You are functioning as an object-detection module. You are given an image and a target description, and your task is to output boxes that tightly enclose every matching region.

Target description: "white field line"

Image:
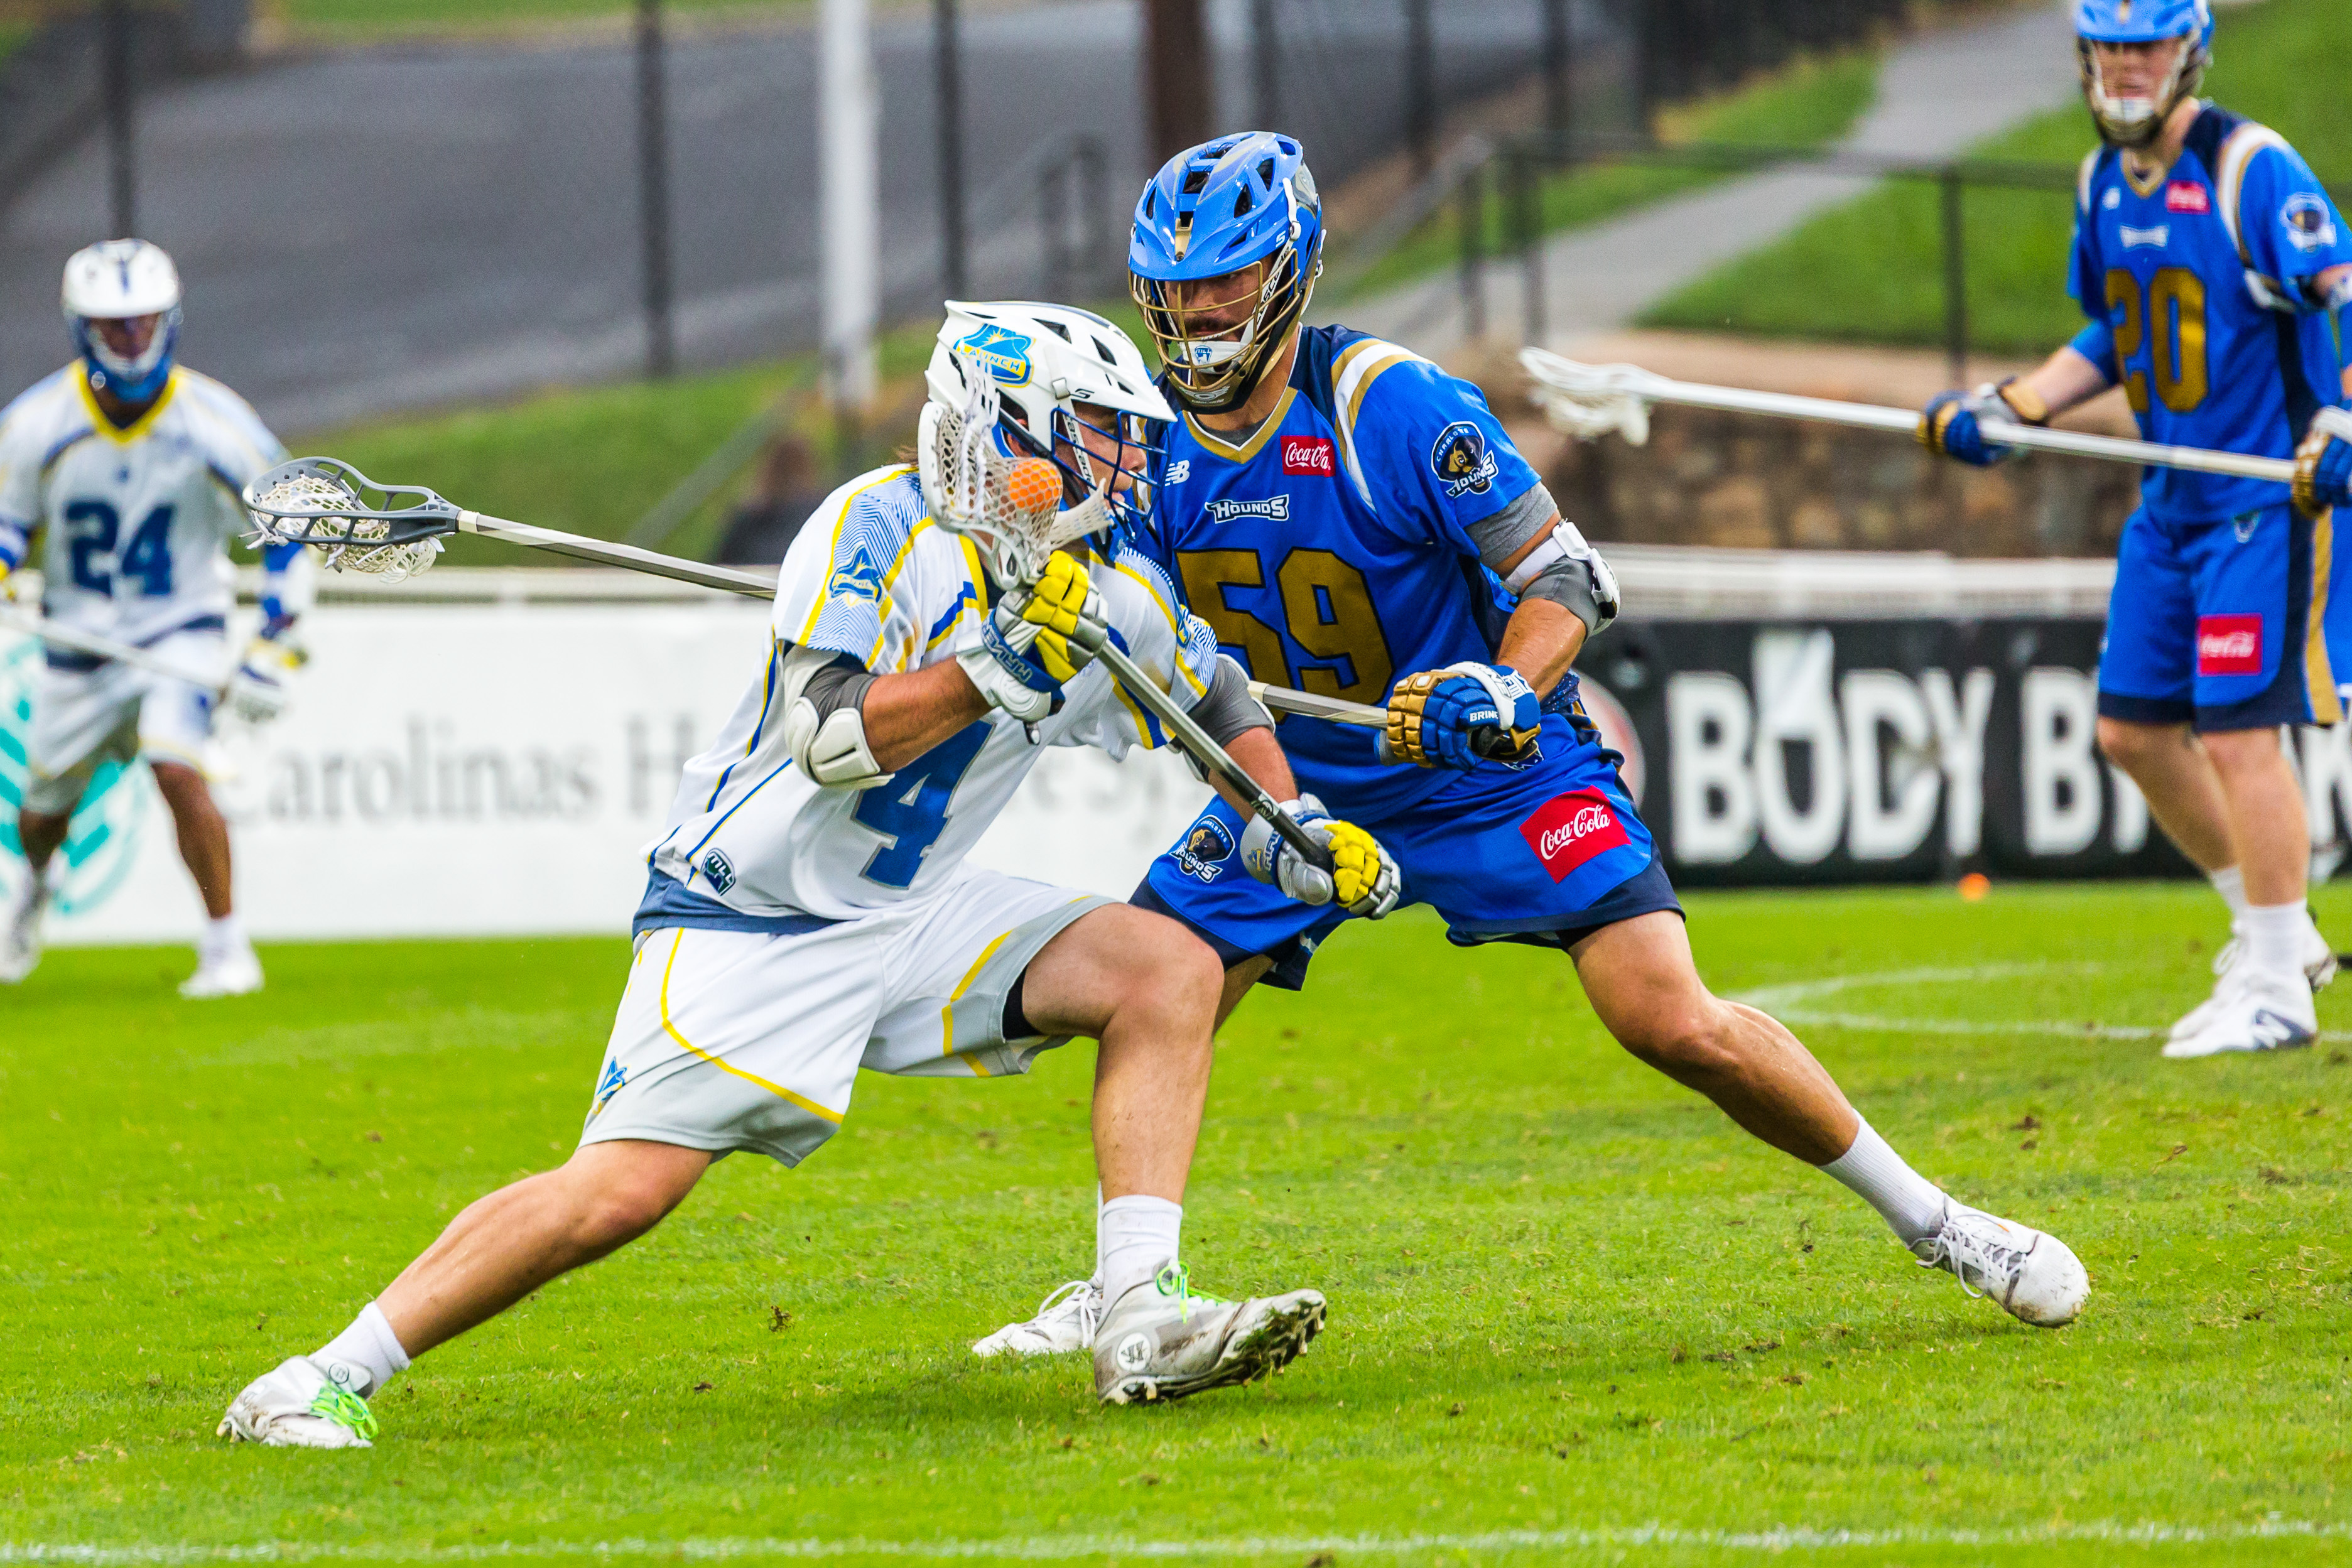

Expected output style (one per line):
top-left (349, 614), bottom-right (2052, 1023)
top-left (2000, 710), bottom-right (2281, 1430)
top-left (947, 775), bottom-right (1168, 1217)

top-left (6, 1522), bottom-right (2350, 1563)
top-left (1731, 963), bottom-right (2352, 1044)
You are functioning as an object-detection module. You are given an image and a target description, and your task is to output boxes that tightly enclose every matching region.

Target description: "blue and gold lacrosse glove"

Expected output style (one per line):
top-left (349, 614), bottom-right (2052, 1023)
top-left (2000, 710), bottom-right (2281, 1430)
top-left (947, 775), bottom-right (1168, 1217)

top-left (1384, 661), bottom-right (1541, 769)
top-left (1918, 379), bottom-right (2047, 467)
top-left (230, 614), bottom-right (306, 723)
top-left (957, 549), bottom-right (1105, 723)
top-left (1239, 794), bottom-right (1402, 919)
top-left (2295, 407), bottom-right (2352, 518)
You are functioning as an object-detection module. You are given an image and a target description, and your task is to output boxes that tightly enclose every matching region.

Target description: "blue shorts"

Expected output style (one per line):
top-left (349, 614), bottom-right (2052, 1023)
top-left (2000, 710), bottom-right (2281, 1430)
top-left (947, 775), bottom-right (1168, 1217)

top-left (1133, 716), bottom-right (1683, 991)
top-left (2097, 502), bottom-right (2343, 732)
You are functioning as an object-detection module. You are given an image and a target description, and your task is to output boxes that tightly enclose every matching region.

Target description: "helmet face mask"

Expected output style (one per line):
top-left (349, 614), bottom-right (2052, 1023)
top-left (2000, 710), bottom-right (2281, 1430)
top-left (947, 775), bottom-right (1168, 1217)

top-left (1130, 132), bottom-right (1323, 416)
top-left (2072, 0), bottom-right (2212, 149)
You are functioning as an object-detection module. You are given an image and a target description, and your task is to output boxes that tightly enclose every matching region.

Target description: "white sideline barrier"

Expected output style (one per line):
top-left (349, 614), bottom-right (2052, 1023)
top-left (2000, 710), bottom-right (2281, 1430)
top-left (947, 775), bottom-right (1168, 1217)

top-left (1, 576), bottom-right (1212, 946)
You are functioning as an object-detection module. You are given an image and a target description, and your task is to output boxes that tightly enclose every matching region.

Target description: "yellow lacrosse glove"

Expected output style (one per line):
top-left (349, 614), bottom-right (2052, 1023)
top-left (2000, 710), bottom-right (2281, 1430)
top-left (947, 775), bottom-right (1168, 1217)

top-left (1322, 818), bottom-right (1401, 918)
top-left (1015, 549), bottom-right (1105, 685)
top-left (0, 559), bottom-right (14, 603)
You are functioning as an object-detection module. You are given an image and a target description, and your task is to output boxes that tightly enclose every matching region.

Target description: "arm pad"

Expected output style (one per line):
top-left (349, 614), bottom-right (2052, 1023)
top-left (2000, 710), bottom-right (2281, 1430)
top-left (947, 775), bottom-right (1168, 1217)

top-left (1175, 655), bottom-right (1276, 784)
top-left (780, 642), bottom-right (887, 788)
top-left (1468, 484), bottom-right (1618, 635)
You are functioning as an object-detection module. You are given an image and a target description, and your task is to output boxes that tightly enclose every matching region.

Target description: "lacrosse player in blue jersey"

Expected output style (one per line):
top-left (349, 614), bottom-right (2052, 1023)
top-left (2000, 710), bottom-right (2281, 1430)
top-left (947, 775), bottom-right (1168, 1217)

top-left (1922, 0), bottom-right (2352, 1057)
top-left (972, 133), bottom-right (2089, 1359)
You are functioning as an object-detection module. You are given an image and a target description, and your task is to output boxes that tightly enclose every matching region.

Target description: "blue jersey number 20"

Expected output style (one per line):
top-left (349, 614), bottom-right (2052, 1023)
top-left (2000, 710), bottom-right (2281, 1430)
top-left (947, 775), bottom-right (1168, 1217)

top-left (63, 500), bottom-right (175, 597)
top-left (854, 720), bottom-right (990, 889)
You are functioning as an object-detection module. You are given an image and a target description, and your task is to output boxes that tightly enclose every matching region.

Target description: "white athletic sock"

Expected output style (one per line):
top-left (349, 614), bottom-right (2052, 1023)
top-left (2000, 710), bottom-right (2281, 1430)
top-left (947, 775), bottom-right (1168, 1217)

top-left (2241, 901), bottom-right (2309, 979)
top-left (202, 912), bottom-right (247, 959)
top-left (315, 1302), bottom-right (410, 1398)
top-left (2208, 865), bottom-right (2250, 922)
top-left (1818, 1118), bottom-right (1948, 1246)
top-left (1097, 1194), bottom-right (1182, 1304)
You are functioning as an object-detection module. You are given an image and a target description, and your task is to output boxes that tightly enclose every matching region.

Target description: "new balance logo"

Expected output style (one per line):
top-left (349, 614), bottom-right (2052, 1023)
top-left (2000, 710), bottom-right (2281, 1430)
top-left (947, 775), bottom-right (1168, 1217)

top-left (1203, 495), bottom-right (1290, 524)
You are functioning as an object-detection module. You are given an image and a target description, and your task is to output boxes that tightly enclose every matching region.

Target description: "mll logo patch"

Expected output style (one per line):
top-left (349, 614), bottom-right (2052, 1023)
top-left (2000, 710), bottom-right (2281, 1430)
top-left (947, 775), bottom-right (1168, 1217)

top-left (1174, 816), bottom-right (1235, 882)
top-left (827, 545), bottom-right (886, 602)
top-left (698, 848), bottom-right (738, 894)
top-left (1430, 421), bottom-right (1498, 499)
top-left (955, 323), bottom-right (1035, 386)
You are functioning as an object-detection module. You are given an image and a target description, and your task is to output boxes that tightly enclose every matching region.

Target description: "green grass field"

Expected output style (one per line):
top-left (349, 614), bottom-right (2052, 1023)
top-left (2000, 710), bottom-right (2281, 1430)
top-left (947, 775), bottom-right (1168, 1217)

top-left (4, 880), bottom-right (2348, 1564)
top-left (1645, 0), bottom-right (2352, 352)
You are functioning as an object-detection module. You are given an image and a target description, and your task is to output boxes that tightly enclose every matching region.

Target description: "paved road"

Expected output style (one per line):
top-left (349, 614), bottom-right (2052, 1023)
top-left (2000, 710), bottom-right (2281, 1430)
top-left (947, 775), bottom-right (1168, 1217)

top-left (1336, 1), bottom-right (2085, 357)
top-left (0, 0), bottom-right (1563, 431)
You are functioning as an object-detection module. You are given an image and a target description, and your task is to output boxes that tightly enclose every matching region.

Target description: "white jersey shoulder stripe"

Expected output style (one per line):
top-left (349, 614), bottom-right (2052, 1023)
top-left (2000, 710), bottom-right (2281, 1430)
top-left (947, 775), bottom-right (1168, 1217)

top-left (2076, 146), bottom-right (2103, 214)
top-left (794, 467), bottom-right (924, 659)
top-left (1330, 336), bottom-right (1424, 512)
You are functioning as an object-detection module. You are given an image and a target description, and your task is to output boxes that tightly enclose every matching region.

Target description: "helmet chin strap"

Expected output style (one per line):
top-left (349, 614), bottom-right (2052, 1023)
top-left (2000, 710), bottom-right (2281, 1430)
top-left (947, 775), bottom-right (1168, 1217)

top-left (2079, 38), bottom-right (2205, 150)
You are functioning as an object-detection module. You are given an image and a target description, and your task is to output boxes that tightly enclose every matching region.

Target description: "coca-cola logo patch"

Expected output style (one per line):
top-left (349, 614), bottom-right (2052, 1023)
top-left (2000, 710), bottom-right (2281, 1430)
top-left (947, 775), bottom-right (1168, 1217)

top-left (2165, 181), bottom-right (2210, 214)
top-left (1518, 787), bottom-right (1629, 882)
top-left (2197, 614), bottom-right (2263, 676)
top-left (1282, 436), bottom-right (1336, 477)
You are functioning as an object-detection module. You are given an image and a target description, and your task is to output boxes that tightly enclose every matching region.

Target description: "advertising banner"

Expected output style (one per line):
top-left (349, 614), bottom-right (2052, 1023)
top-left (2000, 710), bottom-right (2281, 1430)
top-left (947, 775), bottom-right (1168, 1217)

top-left (3, 602), bottom-right (1210, 946)
top-left (1579, 617), bottom-right (2352, 886)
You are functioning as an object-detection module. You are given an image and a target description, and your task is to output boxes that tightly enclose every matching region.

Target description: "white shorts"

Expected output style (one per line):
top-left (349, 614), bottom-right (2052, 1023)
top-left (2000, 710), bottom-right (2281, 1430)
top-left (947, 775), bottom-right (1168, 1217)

top-left (23, 629), bottom-right (224, 814)
top-left (580, 868), bottom-right (1116, 1165)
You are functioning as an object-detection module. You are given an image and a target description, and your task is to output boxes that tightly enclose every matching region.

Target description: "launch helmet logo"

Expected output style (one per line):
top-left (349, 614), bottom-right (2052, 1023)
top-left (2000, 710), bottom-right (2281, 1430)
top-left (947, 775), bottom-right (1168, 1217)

top-left (954, 323), bottom-right (1035, 386)
top-left (2197, 615), bottom-right (2263, 676)
top-left (1517, 787), bottom-right (1629, 882)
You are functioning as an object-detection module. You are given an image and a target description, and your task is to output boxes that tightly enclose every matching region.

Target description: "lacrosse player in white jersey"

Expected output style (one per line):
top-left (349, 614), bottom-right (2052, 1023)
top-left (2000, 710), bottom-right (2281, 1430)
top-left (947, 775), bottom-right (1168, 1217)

top-left (219, 302), bottom-right (1402, 1446)
top-left (0, 241), bottom-right (308, 995)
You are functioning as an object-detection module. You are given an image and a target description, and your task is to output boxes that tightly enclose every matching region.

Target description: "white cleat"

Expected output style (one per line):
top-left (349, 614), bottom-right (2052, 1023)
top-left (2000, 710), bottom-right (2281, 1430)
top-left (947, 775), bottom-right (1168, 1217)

top-left (1911, 1204), bottom-right (2088, 1327)
top-left (180, 946), bottom-right (264, 999)
top-left (218, 1356), bottom-right (379, 1449)
top-left (973, 1278), bottom-right (1102, 1358)
top-left (2168, 921), bottom-right (2335, 1042)
top-left (0, 876), bottom-right (46, 983)
top-left (1094, 1260), bottom-right (1325, 1405)
top-left (2162, 965), bottom-right (2319, 1059)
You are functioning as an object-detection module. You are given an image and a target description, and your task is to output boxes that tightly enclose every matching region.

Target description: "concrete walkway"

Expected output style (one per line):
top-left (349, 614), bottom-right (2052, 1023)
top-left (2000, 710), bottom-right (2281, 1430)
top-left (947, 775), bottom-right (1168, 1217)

top-left (1329, 1), bottom-right (2084, 357)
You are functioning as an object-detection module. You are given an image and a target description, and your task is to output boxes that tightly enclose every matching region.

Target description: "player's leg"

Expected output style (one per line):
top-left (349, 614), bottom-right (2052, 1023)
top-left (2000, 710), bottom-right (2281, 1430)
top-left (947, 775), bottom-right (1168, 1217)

top-left (224, 921), bottom-right (886, 1447)
top-left (1571, 911), bottom-right (2088, 1327)
top-left (138, 640), bottom-right (263, 997)
top-left (3, 665), bottom-right (134, 982)
top-left (2165, 504), bottom-right (2336, 1055)
top-left (972, 799), bottom-right (1336, 1358)
top-left (880, 874), bottom-right (1324, 1401)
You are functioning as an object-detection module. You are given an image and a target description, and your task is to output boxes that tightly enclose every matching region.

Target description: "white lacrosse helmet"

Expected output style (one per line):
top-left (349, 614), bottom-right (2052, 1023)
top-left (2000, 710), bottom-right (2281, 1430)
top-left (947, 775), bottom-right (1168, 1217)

top-left (63, 239), bottom-right (183, 403)
top-left (923, 301), bottom-right (1175, 534)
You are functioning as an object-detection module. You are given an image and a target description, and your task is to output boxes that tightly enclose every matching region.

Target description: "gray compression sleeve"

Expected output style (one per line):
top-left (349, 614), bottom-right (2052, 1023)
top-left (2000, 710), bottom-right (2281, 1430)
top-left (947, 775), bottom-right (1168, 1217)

top-left (1466, 482), bottom-right (1613, 634)
top-left (794, 646), bottom-right (877, 722)
top-left (1190, 654), bottom-right (1276, 749)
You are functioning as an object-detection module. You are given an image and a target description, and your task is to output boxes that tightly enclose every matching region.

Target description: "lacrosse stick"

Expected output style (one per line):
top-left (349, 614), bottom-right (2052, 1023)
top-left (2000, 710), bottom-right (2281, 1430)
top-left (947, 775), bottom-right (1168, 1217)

top-left (244, 446), bottom-right (1339, 870)
top-left (0, 603), bottom-right (285, 721)
top-left (914, 354), bottom-right (1335, 870)
top-left (1521, 347), bottom-right (2298, 486)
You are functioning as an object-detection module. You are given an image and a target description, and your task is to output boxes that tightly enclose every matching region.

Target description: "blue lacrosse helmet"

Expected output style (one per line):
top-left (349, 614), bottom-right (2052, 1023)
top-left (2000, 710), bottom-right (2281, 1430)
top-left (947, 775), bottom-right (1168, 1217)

top-left (2074, 0), bottom-right (2213, 148)
top-left (1129, 131), bottom-right (1323, 414)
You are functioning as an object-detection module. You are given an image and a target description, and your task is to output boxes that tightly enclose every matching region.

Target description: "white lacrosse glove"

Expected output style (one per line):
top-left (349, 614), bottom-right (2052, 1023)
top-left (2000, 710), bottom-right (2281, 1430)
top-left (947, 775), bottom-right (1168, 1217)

top-left (1240, 794), bottom-right (1401, 919)
top-left (955, 551), bottom-right (1106, 723)
top-left (230, 627), bottom-right (305, 724)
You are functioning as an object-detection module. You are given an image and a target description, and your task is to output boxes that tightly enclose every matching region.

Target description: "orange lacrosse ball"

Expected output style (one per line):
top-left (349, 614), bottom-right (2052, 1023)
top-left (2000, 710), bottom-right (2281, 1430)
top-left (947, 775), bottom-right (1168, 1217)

top-left (1956, 872), bottom-right (1992, 902)
top-left (1005, 457), bottom-right (1063, 516)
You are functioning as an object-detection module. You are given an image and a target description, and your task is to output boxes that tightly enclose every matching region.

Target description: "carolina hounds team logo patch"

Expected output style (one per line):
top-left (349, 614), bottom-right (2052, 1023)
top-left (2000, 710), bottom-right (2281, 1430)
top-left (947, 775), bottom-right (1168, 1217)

top-left (1175, 816), bottom-right (1235, 882)
top-left (1203, 496), bottom-right (1290, 524)
top-left (1430, 421), bottom-right (1498, 499)
top-left (955, 323), bottom-right (1035, 386)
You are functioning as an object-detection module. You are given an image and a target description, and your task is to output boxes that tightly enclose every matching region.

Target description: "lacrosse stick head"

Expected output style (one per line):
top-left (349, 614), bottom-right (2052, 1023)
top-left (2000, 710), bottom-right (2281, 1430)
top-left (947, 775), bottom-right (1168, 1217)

top-left (1519, 348), bottom-right (1659, 448)
top-left (917, 352), bottom-right (1113, 588)
top-left (243, 457), bottom-right (454, 583)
